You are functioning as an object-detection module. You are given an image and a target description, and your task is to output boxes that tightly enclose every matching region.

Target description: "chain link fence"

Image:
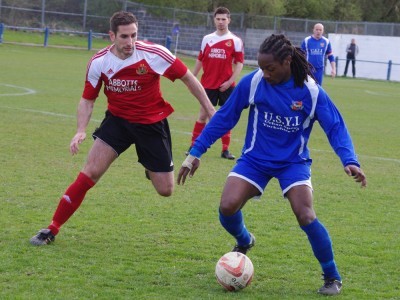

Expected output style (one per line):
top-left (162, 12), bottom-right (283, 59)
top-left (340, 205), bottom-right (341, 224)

top-left (2, 1), bottom-right (400, 36)
top-left (1, 0), bottom-right (400, 81)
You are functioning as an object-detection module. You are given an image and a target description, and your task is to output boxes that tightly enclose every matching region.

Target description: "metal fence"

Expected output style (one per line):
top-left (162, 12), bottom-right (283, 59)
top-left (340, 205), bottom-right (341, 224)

top-left (1, 1), bottom-right (400, 37)
top-left (1, 1), bottom-right (400, 81)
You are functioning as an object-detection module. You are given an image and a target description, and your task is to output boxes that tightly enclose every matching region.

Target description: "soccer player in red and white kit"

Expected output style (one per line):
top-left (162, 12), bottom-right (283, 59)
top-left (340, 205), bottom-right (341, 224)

top-left (186, 7), bottom-right (244, 160)
top-left (30, 11), bottom-right (215, 245)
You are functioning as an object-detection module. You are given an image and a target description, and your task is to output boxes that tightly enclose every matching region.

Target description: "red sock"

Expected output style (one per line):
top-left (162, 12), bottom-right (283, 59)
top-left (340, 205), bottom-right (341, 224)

top-left (221, 130), bottom-right (232, 151)
top-left (48, 172), bottom-right (95, 235)
top-left (191, 121), bottom-right (206, 146)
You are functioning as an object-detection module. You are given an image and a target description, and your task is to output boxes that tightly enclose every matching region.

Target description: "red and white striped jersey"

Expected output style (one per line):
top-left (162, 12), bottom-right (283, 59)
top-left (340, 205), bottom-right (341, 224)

top-left (82, 40), bottom-right (187, 124)
top-left (197, 31), bottom-right (244, 89)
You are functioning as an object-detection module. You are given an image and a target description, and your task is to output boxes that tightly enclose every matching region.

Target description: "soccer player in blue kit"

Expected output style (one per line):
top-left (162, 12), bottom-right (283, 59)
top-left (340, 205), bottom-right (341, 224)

top-left (301, 23), bottom-right (336, 85)
top-left (178, 34), bottom-right (367, 295)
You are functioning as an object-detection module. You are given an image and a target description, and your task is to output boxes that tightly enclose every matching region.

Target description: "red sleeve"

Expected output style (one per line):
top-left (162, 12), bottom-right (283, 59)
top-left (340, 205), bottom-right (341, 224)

top-left (81, 54), bottom-right (103, 101)
top-left (234, 51), bottom-right (244, 64)
top-left (82, 80), bottom-right (102, 101)
top-left (197, 50), bottom-right (204, 62)
top-left (163, 58), bottom-right (188, 81)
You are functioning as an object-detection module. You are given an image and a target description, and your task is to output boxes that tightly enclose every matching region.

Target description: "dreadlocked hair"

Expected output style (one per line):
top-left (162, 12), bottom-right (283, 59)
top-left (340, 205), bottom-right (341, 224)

top-left (259, 34), bottom-right (316, 87)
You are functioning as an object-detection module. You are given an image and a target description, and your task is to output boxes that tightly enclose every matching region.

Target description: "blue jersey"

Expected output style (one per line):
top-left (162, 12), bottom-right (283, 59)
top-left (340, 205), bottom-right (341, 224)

top-left (190, 69), bottom-right (360, 168)
top-left (301, 36), bottom-right (334, 70)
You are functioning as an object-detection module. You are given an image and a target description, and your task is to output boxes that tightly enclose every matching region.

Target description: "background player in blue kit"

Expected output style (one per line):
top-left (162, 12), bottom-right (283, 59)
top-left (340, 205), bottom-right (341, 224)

top-left (178, 34), bottom-right (367, 295)
top-left (301, 23), bottom-right (336, 85)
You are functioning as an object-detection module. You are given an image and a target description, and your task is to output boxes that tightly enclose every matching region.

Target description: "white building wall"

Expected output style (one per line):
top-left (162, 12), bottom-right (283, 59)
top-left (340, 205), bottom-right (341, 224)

top-left (328, 34), bottom-right (400, 81)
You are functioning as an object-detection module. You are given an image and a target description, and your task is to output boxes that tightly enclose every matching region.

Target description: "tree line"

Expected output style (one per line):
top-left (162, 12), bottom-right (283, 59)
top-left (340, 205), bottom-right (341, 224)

top-left (138, 0), bottom-right (400, 23)
top-left (3, 0), bottom-right (400, 23)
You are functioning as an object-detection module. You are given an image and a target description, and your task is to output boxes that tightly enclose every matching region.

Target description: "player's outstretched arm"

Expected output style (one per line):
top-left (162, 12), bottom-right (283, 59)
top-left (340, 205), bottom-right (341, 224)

top-left (180, 70), bottom-right (215, 119)
top-left (70, 97), bottom-right (94, 155)
top-left (177, 155), bottom-right (200, 185)
top-left (344, 164), bottom-right (367, 187)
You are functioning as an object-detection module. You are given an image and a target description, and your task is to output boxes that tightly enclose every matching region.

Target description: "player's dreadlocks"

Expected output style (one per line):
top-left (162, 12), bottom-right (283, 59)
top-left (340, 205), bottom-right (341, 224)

top-left (259, 34), bottom-right (316, 87)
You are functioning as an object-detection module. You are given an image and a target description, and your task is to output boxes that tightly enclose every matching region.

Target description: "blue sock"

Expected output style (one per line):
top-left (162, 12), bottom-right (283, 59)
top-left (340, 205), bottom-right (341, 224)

top-left (219, 209), bottom-right (251, 246)
top-left (301, 218), bottom-right (341, 281)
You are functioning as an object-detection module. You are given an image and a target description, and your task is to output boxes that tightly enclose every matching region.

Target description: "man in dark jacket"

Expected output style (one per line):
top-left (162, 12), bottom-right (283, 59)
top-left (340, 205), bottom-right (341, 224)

top-left (343, 38), bottom-right (359, 78)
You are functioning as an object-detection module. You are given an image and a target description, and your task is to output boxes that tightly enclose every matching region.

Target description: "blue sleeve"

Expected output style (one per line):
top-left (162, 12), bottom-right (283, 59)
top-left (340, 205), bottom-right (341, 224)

top-left (301, 39), bottom-right (306, 52)
top-left (315, 90), bottom-right (360, 167)
top-left (189, 74), bottom-right (253, 158)
top-left (327, 42), bottom-right (335, 62)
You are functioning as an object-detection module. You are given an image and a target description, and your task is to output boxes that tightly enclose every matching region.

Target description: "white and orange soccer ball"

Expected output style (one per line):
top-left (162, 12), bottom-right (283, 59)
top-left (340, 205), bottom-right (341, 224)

top-left (215, 251), bottom-right (254, 291)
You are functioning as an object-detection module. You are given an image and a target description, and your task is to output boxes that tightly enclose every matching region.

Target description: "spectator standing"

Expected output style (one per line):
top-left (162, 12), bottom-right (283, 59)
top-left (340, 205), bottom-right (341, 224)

top-left (186, 6), bottom-right (244, 160)
top-left (301, 23), bottom-right (336, 85)
top-left (343, 38), bottom-right (359, 78)
top-left (30, 11), bottom-right (215, 246)
top-left (178, 34), bottom-right (367, 295)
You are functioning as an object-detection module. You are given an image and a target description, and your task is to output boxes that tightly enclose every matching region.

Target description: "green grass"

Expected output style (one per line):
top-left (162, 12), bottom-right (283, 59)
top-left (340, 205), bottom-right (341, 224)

top-left (2, 28), bottom-right (110, 49)
top-left (0, 42), bottom-right (399, 299)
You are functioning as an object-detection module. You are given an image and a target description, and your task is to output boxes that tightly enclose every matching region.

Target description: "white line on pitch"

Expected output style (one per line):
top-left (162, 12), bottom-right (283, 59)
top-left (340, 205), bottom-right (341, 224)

top-left (364, 90), bottom-right (400, 98)
top-left (0, 83), bottom-right (37, 96)
top-left (310, 148), bottom-right (400, 164)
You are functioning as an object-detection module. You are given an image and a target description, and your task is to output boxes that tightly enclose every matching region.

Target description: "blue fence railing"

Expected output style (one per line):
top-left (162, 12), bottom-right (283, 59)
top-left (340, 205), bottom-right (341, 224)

top-left (335, 57), bottom-right (400, 81)
top-left (1, 23), bottom-right (399, 81)
top-left (0, 23), bottom-right (4, 43)
top-left (0, 24), bottom-right (171, 51)
top-left (0, 24), bottom-right (108, 50)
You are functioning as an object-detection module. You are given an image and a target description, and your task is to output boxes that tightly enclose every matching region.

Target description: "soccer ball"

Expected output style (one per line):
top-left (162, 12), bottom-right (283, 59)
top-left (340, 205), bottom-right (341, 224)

top-left (215, 252), bottom-right (254, 291)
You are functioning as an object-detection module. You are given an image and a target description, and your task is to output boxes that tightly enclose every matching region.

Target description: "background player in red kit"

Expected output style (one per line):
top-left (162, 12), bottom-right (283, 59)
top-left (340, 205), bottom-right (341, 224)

top-left (186, 7), bottom-right (244, 159)
top-left (30, 11), bottom-right (215, 245)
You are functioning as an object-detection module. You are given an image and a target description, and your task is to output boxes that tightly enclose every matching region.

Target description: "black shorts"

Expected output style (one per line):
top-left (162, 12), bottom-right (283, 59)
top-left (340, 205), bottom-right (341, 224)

top-left (92, 111), bottom-right (173, 172)
top-left (205, 86), bottom-right (234, 106)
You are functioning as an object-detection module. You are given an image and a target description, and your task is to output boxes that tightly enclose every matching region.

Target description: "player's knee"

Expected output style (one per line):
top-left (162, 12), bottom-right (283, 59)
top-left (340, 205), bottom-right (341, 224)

top-left (197, 116), bottom-right (208, 123)
top-left (198, 111), bottom-right (210, 123)
top-left (155, 184), bottom-right (174, 197)
top-left (294, 210), bottom-right (316, 226)
top-left (219, 200), bottom-right (239, 216)
top-left (149, 172), bottom-right (174, 197)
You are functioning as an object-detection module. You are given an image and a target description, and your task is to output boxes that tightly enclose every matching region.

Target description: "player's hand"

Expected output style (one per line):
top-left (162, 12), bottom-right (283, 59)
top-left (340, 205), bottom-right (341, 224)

top-left (331, 69), bottom-right (336, 78)
top-left (344, 165), bottom-right (367, 187)
top-left (70, 132), bottom-right (86, 155)
top-left (177, 155), bottom-right (200, 185)
top-left (219, 81), bottom-right (231, 92)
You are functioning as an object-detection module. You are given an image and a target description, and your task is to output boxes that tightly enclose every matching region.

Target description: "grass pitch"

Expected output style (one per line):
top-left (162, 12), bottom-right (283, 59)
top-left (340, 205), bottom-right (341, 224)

top-left (0, 43), bottom-right (399, 299)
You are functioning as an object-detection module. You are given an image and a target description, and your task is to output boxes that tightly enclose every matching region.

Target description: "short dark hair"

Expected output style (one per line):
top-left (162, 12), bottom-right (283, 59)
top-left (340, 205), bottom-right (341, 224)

top-left (214, 7), bottom-right (230, 17)
top-left (110, 11), bottom-right (138, 34)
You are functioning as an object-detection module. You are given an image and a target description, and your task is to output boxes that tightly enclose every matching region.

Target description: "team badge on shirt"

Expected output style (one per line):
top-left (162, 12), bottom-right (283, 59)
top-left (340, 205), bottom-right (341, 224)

top-left (225, 41), bottom-right (232, 47)
top-left (136, 64), bottom-right (148, 75)
top-left (291, 101), bottom-right (303, 111)
top-left (320, 42), bottom-right (325, 47)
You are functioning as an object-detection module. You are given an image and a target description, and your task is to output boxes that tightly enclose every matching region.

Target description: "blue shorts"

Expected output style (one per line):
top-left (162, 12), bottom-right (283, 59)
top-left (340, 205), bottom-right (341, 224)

top-left (313, 68), bottom-right (324, 85)
top-left (228, 156), bottom-right (312, 197)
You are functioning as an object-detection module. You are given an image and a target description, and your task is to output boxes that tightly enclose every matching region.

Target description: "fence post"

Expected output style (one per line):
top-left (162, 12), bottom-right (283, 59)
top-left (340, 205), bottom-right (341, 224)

top-left (0, 23), bottom-right (4, 44)
top-left (44, 27), bottom-right (49, 47)
top-left (41, 0), bottom-right (46, 28)
top-left (88, 29), bottom-right (92, 50)
top-left (165, 35), bottom-right (171, 50)
top-left (387, 60), bottom-right (392, 81)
